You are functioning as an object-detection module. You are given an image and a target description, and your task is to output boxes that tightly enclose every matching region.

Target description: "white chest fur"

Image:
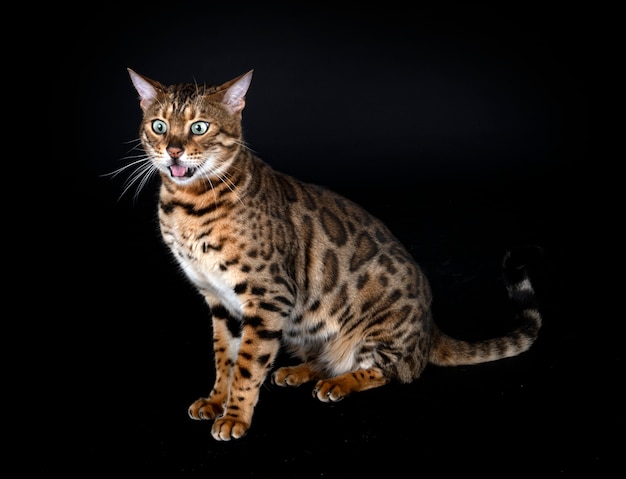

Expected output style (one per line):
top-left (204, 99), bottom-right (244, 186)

top-left (167, 235), bottom-right (244, 319)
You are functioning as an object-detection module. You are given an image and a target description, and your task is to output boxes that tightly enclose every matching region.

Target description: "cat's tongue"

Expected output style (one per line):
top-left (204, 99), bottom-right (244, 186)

top-left (170, 165), bottom-right (187, 177)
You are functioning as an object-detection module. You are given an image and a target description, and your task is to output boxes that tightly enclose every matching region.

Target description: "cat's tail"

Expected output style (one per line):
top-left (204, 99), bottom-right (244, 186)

top-left (428, 247), bottom-right (543, 367)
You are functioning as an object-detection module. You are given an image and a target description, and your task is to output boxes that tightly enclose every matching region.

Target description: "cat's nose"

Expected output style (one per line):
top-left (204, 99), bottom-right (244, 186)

top-left (167, 146), bottom-right (184, 159)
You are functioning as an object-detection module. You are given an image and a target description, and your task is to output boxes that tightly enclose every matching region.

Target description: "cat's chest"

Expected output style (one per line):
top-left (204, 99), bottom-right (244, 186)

top-left (158, 204), bottom-right (244, 313)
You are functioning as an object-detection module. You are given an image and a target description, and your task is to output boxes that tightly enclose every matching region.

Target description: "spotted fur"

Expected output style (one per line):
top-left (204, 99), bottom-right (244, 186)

top-left (126, 68), bottom-right (542, 441)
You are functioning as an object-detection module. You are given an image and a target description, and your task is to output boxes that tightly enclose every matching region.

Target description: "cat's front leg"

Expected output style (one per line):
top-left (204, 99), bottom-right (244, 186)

top-left (188, 307), bottom-right (235, 422)
top-left (211, 313), bottom-right (282, 441)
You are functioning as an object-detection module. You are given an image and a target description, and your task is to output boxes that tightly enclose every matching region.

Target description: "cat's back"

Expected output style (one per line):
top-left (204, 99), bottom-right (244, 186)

top-left (276, 166), bottom-right (414, 257)
top-left (263, 162), bottom-right (429, 297)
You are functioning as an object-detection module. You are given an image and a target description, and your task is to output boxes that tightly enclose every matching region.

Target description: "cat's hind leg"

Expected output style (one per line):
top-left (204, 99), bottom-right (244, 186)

top-left (273, 364), bottom-right (389, 402)
top-left (272, 362), bottom-right (321, 387)
top-left (312, 368), bottom-right (389, 402)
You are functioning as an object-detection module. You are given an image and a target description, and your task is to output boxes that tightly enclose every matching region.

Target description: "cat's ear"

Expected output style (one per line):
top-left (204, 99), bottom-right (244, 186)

top-left (221, 70), bottom-right (253, 114)
top-left (127, 68), bottom-right (163, 111)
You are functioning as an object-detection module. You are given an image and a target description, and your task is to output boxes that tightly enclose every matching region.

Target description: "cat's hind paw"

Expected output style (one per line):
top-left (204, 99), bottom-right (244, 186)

top-left (188, 398), bottom-right (223, 420)
top-left (272, 364), bottom-right (318, 387)
top-left (312, 369), bottom-right (389, 402)
top-left (312, 379), bottom-right (349, 402)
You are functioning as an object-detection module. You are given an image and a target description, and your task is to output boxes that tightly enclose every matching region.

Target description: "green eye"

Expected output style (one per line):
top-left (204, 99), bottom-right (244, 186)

top-left (151, 119), bottom-right (167, 135)
top-left (190, 121), bottom-right (210, 135)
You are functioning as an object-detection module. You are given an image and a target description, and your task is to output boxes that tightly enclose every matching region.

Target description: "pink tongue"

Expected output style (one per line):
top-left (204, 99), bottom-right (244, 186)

top-left (170, 165), bottom-right (187, 177)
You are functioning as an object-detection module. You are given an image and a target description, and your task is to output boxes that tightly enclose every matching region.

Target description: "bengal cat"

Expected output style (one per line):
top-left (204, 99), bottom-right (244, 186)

top-left (124, 68), bottom-right (542, 441)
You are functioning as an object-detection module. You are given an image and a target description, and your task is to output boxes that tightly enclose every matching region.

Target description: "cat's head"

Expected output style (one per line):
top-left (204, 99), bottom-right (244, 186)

top-left (128, 69), bottom-right (253, 186)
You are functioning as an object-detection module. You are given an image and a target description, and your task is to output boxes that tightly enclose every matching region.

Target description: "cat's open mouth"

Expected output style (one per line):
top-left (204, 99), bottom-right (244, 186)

top-left (169, 165), bottom-right (196, 178)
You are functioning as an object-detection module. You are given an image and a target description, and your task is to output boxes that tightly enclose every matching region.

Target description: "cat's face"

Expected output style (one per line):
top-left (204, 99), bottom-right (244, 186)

top-left (139, 96), bottom-right (240, 185)
top-left (128, 69), bottom-right (252, 187)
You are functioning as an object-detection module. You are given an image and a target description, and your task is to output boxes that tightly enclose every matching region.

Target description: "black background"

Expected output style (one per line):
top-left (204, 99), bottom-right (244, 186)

top-left (65, 1), bottom-right (617, 476)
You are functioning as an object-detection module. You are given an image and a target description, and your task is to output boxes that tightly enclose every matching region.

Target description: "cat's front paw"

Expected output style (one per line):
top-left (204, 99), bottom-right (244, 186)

top-left (188, 398), bottom-right (223, 420)
top-left (211, 417), bottom-right (249, 441)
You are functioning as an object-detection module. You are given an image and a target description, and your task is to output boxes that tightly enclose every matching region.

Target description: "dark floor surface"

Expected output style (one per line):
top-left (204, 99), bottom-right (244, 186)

top-left (58, 2), bottom-right (619, 476)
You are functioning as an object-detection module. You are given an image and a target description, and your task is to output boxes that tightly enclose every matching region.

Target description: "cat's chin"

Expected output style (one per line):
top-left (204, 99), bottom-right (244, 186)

top-left (168, 176), bottom-right (200, 186)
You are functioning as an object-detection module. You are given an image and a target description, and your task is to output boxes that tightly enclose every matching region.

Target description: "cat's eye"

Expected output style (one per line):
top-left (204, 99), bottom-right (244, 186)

top-left (190, 121), bottom-right (210, 135)
top-left (151, 119), bottom-right (168, 135)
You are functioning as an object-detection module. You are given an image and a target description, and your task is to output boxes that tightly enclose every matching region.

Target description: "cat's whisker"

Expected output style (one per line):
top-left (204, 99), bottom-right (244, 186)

top-left (106, 154), bottom-right (157, 202)
top-left (234, 139), bottom-right (256, 154)
top-left (133, 164), bottom-right (159, 202)
top-left (102, 155), bottom-right (151, 179)
top-left (199, 162), bottom-right (245, 209)
top-left (122, 149), bottom-right (149, 159)
top-left (102, 138), bottom-right (149, 178)
top-left (215, 169), bottom-right (245, 207)
top-left (122, 137), bottom-right (143, 147)
top-left (116, 139), bottom-right (146, 161)
top-left (118, 169), bottom-right (151, 201)
top-left (198, 168), bottom-right (220, 208)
